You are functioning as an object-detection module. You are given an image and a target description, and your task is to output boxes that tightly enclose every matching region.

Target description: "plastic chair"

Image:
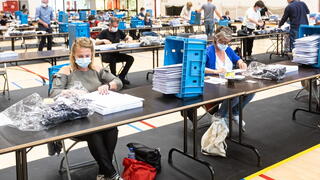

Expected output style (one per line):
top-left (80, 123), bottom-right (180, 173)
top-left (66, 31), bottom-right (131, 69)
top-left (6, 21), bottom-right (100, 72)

top-left (48, 63), bottom-right (70, 95)
top-left (0, 63), bottom-right (10, 100)
top-left (59, 138), bottom-right (120, 180)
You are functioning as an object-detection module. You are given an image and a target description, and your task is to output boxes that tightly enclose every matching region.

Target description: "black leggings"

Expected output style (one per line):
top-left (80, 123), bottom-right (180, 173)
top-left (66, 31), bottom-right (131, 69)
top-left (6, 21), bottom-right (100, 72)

top-left (243, 28), bottom-right (255, 57)
top-left (77, 127), bottom-right (118, 177)
top-left (101, 53), bottom-right (134, 79)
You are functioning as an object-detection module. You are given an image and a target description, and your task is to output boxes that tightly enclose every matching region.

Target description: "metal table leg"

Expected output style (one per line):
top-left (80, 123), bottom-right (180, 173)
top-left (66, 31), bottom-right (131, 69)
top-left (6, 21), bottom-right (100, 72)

top-left (16, 149), bottom-right (28, 180)
top-left (146, 48), bottom-right (155, 80)
top-left (168, 108), bottom-right (215, 180)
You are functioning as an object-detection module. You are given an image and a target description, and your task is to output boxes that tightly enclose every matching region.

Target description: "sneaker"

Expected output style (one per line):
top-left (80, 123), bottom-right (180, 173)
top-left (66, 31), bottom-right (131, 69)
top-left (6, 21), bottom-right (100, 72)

top-left (97, 175), bottom-right (106, 180)
top-left (233, 115), bottom-right (246, 132)
top-left (105, 174), bottom-right (123, 180)
top-left (120, 78), bottom-right (130, 85)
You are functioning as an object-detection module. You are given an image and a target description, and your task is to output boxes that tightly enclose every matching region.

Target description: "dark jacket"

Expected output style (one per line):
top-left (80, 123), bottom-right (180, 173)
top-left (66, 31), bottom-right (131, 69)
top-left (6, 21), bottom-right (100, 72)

top-left (279, 0), bottom-right (310, 29)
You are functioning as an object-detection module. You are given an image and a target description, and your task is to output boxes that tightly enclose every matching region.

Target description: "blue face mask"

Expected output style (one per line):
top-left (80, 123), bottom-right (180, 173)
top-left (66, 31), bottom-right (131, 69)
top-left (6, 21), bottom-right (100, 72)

top-left (75, 57), bottom-right (91, 68)
top-left (217, 43), bottom-right (228, 51)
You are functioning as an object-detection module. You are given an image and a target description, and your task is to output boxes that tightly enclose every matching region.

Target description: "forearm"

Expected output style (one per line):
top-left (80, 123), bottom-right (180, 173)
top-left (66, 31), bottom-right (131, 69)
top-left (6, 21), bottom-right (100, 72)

top-left (205, 68), bottom-right (219, 74)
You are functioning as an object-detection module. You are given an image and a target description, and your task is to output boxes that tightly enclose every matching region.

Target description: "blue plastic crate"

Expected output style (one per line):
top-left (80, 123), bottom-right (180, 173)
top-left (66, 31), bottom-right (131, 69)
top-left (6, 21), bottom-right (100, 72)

top-left (48, 63), bottom-right (70, 93)
top-left (118, 21), bottom-right (126, 30)
top-left (114, 13), bottom-right (126, 19)
top-left (298, 25), bottom-right (320, 68)
top-left (146, 9), bottom-right (153, 17)
top-left (164, 36), bottom-right (207, 98)
top-left (58, 11), bottom-right (68, 23)
top-left (68, 22), bottom-right (90, 48)
top-left (59, 23), bottom-right (68, 33)
top-left (79, 11), bottom-right (87, 20)
top-left (190, 11), bottom-right (201, 25)
top-left (20, 14), bottom-right (28, 24)
top-left (130, 20), bottom-right (144, 28)
top-left (91, 10), bottom-right (97, 16)
top-left (15, 11), bottom-right (22, 19)
top-left (218, 20), bottom-right (229, 26)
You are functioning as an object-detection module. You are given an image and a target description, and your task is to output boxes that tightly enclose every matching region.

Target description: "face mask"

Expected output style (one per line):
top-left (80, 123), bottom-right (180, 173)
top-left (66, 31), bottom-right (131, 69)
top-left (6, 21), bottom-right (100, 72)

top-left (75, 57), bottom-right (91, 68)
top-left (90, 20), bottom-right (95, 23)
top-left (110, 27), bottom-right (118, 32)
top-left (257, 8), bottom-right (262, 12)
top-left (217, 43), bottom-right (228, 51)
top-left (41, 3), bottom-right (48, 7)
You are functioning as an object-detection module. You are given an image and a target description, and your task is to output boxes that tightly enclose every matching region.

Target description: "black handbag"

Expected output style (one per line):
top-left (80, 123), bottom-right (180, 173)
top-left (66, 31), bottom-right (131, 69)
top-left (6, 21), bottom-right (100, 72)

top-left (127, 142), bottom-right (161, 172)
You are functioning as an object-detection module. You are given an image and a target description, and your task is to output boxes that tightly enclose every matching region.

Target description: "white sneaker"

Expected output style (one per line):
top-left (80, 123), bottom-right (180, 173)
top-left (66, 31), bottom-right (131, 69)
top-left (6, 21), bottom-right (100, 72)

top-left (97, 175), bottom-right (106, 180)
top-left (105, 174), bottom-right (123, 180)
top-left (233, 115), bottom-right (246, 131)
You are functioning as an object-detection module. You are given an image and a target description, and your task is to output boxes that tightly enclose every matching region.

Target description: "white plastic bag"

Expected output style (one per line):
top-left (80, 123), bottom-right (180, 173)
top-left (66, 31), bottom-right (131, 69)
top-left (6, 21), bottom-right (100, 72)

top-left (201, 117), bottom-right (229, 157)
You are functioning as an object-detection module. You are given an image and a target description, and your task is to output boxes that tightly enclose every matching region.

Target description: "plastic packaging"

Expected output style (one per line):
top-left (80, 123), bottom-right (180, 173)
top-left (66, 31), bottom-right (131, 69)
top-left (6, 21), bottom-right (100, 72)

top-left (245, 61), bottom-right (286, 81)
top-left (0, 81), bottom-right (94, 131)
top-left (140, 36), bottom-right (165, 46)
top-left (128, 147), bottom-right (136, 159)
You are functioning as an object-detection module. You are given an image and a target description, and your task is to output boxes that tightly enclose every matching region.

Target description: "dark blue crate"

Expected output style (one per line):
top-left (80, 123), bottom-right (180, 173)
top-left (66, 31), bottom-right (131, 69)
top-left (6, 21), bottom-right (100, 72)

top-left (48, 63), bottom-right (70, 93)
top-left (130, 20), bottom-right (144, 28)
top-left (164, 36), bottom-right (207, 98)
top-left (190, 11), bottom-right (201, 25)
top-left (79, 11), bottom-right (87, 20)
top-left (59, 23), bottom-right (68, 33)
top-left (298, 25), bottom-right (320, 68)
top-left (118, 21), bottom-right (126, 30)
top-left (20, 14), bottom-right (28, 24)
top-left (68, 23), bottom-right (90, 48)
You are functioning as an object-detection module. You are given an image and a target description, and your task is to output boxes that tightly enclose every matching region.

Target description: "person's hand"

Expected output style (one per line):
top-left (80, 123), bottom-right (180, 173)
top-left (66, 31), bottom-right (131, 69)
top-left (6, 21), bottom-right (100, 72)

top-left (103, 39), bottom-right (111, 44)
top-left (239, 62), bottom-right (247, 70)
top-left (98, 84), bottom-right (110, 95)
top-left (125, 36), bottom-right (133, 43)
top-left (215, 67), bottom-right (226, 74)
top-left (60, 89), bottom-right (87, 96)
top-left (108, 81), bottom-right (117, 90)
top-left (43, 22), bottom-right (49, 28)
top-left (257, 22), bottom-right (264, 27)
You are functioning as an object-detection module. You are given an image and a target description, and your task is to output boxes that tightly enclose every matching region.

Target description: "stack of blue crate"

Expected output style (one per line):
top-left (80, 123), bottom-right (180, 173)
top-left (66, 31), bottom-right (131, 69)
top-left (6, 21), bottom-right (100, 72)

top-left (68, 22), bottom-right (90, 48)
top-left (130, 17), bottom-right (144, 28)
top-left (118, 21), bottom-right (126, 30)
top-left (163, 36), bottom-right (207, 98)
top-left (91, 10), bottom-right (97, 16)
top-left (79, 11), bottom-right (87, 20)
top-left (58, 11), bottom-right (68, 23)
top-left (20, 14), bottom-right (28, 24)
top-left (59, 23), bottom-right (68, 33)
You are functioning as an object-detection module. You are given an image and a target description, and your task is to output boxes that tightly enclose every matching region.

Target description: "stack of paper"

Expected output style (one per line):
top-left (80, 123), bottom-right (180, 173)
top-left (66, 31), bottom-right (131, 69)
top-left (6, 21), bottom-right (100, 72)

top-left (95, 44), bottom-right (117, 51)
top-left (152, 64), bottom-right (182, 94)
top-left (0, 51), bottom-right (18, 58)
top-left (293, 35), bottom-right (320, 64)
top-left (83, 91), bottom-right (144, 115)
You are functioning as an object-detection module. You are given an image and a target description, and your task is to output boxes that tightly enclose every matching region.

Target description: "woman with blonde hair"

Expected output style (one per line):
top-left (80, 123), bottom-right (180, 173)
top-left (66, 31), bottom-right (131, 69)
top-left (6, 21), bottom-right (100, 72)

top-left (50, 37), bottom-right (123, 180)
top-left (206, 26), bottom-right (254, 130)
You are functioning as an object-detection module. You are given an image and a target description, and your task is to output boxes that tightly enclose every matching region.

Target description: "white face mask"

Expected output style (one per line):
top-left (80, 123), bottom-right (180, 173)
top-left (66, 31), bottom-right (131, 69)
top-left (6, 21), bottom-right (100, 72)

top-left (217, 43), bottom-right (228, 51)
top-left (41, 3), bottom-right (48, 7)
top-left (90, 20), bottom-right (95, 23)
top-left (75, 57), bottom-right (91, 68)
top-left (110, 27), bottom-right (118, 32)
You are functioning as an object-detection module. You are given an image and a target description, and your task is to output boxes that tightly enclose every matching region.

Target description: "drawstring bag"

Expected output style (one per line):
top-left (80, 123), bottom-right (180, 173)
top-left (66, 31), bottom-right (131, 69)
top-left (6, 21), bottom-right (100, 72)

top-left (201, 117), bottom-right (229, 157)
top-left (122, 158), bottom-right (157, 180)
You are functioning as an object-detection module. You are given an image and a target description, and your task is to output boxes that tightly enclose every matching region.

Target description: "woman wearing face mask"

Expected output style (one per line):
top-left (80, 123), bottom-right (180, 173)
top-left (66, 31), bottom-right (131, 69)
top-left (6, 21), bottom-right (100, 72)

top-left (180, 2), bottom-right (194, 33)
top-left (206, 26), bottom-right (254, 131)
top-left (242, 0), bottom-right (265, 61)
top-left (50, 37), bottom-right (123, 180)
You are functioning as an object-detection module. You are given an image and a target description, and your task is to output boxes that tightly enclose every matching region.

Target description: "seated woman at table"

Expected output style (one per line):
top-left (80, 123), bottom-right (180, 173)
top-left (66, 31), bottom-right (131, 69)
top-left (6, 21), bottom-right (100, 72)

top-left (206, 26), bottom-right (254, 129)
top-left (50, 37), bottom-right (123, 180)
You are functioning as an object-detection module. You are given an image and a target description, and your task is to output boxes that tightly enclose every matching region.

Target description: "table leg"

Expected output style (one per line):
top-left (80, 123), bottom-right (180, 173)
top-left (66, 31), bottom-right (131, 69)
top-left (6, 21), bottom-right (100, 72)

top-left (168, 108), bottom-right (215, 180)
top-left (228, 95), bottom-right (262, 167)
top-left (292, 78), bottom-right (320, 120)
top-left (16, 149), bottom-right (28, 180)
top-left (12, 37), bottom-right (15, 51)
top-left (146, 48), bottom-right (155, 80)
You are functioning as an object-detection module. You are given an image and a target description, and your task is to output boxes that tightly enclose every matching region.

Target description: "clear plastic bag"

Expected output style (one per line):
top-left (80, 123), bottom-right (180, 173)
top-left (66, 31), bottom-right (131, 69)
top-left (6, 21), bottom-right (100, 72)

top-left (0, 82), bottom-right (94, 131)
top-left (245, 62), bottom-right (287, 81)
top-left (140, 36), bottom-right (164, 46)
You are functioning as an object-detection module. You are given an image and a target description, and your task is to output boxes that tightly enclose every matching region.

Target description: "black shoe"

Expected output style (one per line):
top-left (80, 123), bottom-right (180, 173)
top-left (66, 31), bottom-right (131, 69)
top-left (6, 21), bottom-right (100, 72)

top-left (120, 78), bottom-right (130, 85)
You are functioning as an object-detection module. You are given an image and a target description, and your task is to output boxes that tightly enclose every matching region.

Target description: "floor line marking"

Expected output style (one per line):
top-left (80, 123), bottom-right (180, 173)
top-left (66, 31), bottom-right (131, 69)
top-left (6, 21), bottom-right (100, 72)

top-left (127, 124), bottom-right (143, 132)
top-left (11, 82), bottom-right (23, 89)
top-left (259, 174), bottom-right (275, 180)
top-left (140, 121), bottom-right (157, 129)
top-left (17, 66), bottom-right (49, 81)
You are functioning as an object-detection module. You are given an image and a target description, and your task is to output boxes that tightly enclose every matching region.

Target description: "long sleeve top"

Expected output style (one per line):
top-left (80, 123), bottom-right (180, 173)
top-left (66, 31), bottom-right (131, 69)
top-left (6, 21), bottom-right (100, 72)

top-left (279, 0), bottom-right (310, 29)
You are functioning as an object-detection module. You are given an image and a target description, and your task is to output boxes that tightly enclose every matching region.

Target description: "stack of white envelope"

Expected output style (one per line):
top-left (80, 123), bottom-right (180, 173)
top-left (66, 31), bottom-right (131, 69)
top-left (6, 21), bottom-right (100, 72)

top-left (293, 35), bottom-right (320, 65)
top-left (152, 64), bottom-right (182, 94)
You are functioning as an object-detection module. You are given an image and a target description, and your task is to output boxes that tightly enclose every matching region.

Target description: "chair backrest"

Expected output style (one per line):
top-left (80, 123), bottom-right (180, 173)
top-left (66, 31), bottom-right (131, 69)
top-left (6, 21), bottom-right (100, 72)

top-left (48, 63), bottom-right (70, 94)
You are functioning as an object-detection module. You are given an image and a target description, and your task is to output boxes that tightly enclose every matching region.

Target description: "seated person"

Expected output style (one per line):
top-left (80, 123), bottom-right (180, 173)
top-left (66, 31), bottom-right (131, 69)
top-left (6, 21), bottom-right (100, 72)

top-left (144, 12), bottom-right (152, 26)
top-left (88, 15), bottom-right (100, 39)
top-left (96, 10), bottom-right (106, 21)
top-left (0, 15), bottom-right (8, 26)
top-left (97, 17), bottom-right (134, 85)
top-left (50, 37), bottom-right (123, 180)
top-left (206, 26), bottom-right (254, 129)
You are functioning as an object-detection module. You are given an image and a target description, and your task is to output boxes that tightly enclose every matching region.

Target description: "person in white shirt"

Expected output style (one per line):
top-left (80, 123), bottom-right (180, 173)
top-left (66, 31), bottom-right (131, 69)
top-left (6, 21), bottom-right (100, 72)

top-left (243, 0), bottom-right (265, 61)
top-left (180, 2), bottom-right (194, 33)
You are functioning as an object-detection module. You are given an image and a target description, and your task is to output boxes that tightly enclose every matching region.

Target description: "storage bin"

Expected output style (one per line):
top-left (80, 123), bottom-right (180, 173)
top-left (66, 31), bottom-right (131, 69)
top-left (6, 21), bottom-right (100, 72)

top-left (20, 14), bottom-right (28, 24)
top-left (298, 25), bottom-right (320, 68)
top-left (59, 23), bottom-right (68, 33)
top-left (190, 11), bottom-right (201, 25)
top-left (91, 10), bottom-right (97, 16)
top-left (164, 36), bottom-right (207, 98)
top-left (130, 20), bottom-right (144, 28)
top-left (48, 63), bottom-right (70, 93)
top-left (114, 13), bottom-right (125, 19)
top-left (58, 11), bottom-right (68, 23)
top-left (68, 22), bottom-right (90, 48)
top-left (118, 21), bottom-right (126, 30)
top-left (79, 11), bottom-right (87, 21)
top-left (218, 20), bottom-right (229, 27)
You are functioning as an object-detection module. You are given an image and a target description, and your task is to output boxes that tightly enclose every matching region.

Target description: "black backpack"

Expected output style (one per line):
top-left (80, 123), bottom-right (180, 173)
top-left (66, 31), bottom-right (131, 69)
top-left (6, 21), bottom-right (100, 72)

top-left (127, 142), bottom-right (161, 172)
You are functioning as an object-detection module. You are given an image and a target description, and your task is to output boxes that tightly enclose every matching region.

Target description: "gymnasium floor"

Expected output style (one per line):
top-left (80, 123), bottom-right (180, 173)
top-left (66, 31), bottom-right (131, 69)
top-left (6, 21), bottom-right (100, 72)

top-left (0, 35), bottom-right (319, 179)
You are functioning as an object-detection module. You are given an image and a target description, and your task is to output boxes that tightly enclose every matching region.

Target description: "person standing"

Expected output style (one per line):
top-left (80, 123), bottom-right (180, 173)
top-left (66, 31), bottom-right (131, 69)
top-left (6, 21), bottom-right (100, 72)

top-left (279, 0), bottom-right (309, 51)
top-left (180, 2), bottom-right (194, 33)
top-left (242, 0), bottom-right (265, 60)
top-left (35, 0), bottom-right (55, 51)
top-left (138, 7), bottom-right (145, 20)
top-left (198, 0), bottom-right (222, 37)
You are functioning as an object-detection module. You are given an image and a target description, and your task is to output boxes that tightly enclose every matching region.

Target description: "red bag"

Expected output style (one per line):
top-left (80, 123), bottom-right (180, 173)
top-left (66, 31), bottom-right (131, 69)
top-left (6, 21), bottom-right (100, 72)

top-left (122, 158), bottom-right (157, 180)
